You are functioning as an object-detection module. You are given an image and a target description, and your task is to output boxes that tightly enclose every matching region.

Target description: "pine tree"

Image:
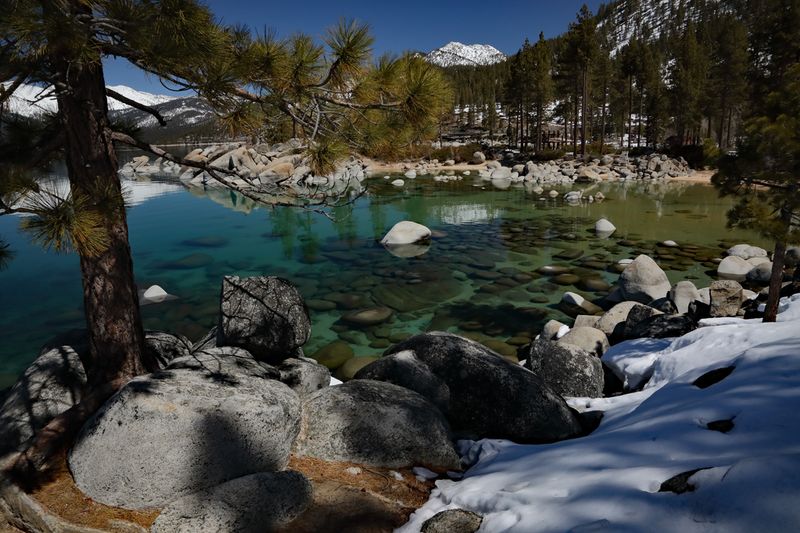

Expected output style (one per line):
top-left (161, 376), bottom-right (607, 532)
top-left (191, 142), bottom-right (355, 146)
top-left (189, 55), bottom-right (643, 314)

top-left (713, 0), bottom-right (800, 322)
top-left (531, 33), bottom-right (554, 153)
top-left (0, 3), bottom-right (450, 387)
top-left (565, 5), bottom-right (599, 157)
top-left (713, 64), bottom-right (800, 321)
top-left (669, 23), bottom-right (710, 145)
top-left (708, 15), bottom-right (748, 149)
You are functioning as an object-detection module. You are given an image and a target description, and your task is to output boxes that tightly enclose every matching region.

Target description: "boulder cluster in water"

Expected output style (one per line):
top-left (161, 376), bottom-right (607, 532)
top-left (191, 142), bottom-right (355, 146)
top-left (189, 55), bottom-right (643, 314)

top-left (119, 139), bottom-right (368, 195)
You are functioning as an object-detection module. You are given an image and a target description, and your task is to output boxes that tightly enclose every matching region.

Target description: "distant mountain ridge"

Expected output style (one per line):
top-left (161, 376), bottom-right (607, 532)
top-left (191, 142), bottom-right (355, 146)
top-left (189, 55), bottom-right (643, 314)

top-left (2, 82), bottom-right (217, 142)
top-left (424, 42), bottom-right (507, 68)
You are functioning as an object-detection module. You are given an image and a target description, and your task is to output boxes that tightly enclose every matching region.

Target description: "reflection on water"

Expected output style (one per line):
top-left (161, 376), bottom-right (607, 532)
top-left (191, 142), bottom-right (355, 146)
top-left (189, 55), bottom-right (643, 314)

top-left (0, 171), bottom-right (768, 386)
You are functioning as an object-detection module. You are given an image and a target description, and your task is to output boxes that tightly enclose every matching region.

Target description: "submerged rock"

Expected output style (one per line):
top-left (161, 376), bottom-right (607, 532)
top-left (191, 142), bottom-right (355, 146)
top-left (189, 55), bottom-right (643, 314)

top-left (312, 341), bottom-right (354, 370)
top-left (341, 306), bottom-right (393, 327)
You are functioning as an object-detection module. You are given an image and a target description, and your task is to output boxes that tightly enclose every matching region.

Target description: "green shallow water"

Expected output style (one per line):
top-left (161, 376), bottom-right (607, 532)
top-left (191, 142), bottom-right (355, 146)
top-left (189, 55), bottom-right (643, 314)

top-left (0, 170), bottom-right (768, 387)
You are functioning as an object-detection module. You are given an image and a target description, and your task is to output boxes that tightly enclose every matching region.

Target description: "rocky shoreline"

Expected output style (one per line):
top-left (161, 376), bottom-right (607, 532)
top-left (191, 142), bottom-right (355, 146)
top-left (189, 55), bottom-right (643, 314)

top-left (2, 206), bottom-right (797, 532)
top-left (118, 141), bottom-right (699, 197)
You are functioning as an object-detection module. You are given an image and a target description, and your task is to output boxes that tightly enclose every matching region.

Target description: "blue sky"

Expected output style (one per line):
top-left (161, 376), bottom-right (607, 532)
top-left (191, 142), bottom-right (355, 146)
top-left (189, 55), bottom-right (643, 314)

top-left (103, 0), bottom-right (605, 93)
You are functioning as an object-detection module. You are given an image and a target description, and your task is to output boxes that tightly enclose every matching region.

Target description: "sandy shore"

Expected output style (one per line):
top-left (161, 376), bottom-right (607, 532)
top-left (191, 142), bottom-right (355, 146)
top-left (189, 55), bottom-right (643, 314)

top-left (668, 169), bottom-right (715, 183)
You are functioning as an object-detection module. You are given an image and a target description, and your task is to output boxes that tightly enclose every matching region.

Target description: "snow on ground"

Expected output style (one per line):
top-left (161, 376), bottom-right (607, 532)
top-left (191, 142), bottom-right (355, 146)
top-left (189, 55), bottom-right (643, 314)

top-left (401, 295), bottom-right (800, 532)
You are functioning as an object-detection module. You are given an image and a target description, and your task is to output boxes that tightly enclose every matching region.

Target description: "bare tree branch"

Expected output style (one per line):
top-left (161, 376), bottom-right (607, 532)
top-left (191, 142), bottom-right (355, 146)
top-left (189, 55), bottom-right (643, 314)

top-left (108, 130), bottom-right (239, 177)
top-left (106, 87), bottom-right (167, 126)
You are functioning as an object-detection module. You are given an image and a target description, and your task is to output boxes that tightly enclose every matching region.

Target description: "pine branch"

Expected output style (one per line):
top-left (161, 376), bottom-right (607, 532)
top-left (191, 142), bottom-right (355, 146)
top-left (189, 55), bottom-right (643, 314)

top-left (106, 87), bottom-right (167, 126)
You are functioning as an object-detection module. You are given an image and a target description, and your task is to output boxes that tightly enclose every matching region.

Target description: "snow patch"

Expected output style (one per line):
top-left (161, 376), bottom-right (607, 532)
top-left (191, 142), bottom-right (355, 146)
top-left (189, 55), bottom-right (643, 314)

top-left (400, 294), bottom-right (800, 532)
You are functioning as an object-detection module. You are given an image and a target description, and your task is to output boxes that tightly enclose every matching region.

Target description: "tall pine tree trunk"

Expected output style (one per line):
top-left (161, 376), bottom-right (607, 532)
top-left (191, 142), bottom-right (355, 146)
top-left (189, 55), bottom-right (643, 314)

top-left (764, 205), bottom-right (792, 322)
top-left (600, 81), bottom-right (607, 156)
top-left (536, 103), bottom-right (543, 153)
top-left (627, 76), bottom-right (633, 150)
top-left (52, 5), bottom-right (153, 387)
top-left (581, 69), bottom-right (588, 158)
top-left (573, 90), bottom-right (579, 154)
top-left (763, 239), bottom-right (786, 322)
top-left (637, 91), bottom-right (644, 148)
top-left (726, 108), bottom-right (734, 149)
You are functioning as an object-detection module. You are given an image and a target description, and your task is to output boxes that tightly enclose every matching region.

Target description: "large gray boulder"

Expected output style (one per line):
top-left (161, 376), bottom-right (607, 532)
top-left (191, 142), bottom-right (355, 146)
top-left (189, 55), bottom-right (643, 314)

top-left (669, 281), bottom-right (701, 314)
top-left (380, 332), bottom-right (582, 443)
top-left (624, 314), bottom-right (698, 340)
top-left (217, 276), bottom-right (311, 364)
top-left (0, 344), bottom-right (87, 458)
top-left (623, 304), bottom-right (671, 339)
top-left (421, 509), bottom-right (483, 533)
top-left (168, 346), bottom-right (281, 380)
top-left (151, 471), bottom-right (312, 533)
top-left (278, 357), bottom-right (330, 396)
top-left (69, 362), bottom-right (301, 509)
top-left (521, 339), bottom-right (603, 398)
top-left (618, 255), bottom-right (671, 303)
top-left (354, 350), bottom-right (450, 414)
top-left (294, 380), bottom-right (459, 469)
top-left (710, 280), bottom-right (744, 317)
top-left (594, 218), bottom-right (616, 236)
top-left (745, 262), bottom-right (774, 284)
top-left (596, 302), bottom-right (661, 343)
top-left (380, 221), bottom-right (431, 246)
top-left (727, 244), bottom-right (768, 260)
top-left (145, 330), bottom-right (193, 368)
top-left (717, 256), bottom-right (753, 281)
top-left (557, 327), bottom-right (610, 357)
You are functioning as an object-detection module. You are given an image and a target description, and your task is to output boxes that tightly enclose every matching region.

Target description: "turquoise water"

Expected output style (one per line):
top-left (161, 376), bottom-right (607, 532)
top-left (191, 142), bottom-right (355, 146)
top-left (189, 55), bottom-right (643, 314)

top-left (0, 169), bottom-right (767, 387)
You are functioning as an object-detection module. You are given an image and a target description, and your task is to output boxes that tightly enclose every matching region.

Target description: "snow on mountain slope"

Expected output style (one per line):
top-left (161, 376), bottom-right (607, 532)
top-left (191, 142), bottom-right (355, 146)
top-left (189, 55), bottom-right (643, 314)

top-left (602, 0), bottom-right (722, 53)
top-left (2, 83), bottom-right (58, 116)
top-left (112, 95), bottom-right (215, 130)
top-left (105, 85), bottom-right (180, 111)
top-left (425, 42), bottom-right (506, 68)
top-left (1, 82), bottom-right (179, 117)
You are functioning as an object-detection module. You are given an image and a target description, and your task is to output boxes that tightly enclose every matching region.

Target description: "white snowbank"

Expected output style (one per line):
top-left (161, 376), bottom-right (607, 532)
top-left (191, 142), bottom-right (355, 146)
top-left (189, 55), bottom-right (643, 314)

top-left (401, 294), bottom-right (800, 532)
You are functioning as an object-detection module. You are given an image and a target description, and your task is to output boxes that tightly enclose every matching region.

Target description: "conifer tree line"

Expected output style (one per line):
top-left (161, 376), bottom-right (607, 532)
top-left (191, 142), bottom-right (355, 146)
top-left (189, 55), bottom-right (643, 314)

top-left (440, 0), bottom-right (761, 159)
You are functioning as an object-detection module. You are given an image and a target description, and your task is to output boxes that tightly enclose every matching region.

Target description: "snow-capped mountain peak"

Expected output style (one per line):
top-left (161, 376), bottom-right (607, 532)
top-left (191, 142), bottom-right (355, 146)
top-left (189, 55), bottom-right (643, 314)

top-left (105, 85), bottom-right (180, 111)
top-left (425, 42), bottom-right (507, 68)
